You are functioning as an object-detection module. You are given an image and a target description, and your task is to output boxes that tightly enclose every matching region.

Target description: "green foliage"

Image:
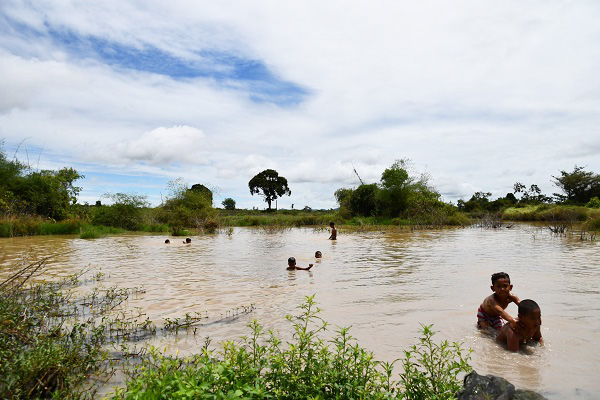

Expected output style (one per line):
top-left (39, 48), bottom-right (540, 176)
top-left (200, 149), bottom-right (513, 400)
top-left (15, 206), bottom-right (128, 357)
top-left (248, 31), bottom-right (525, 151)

top-left (400, 324), bottom-right (472, 399)
top-left (552, 165), bottom-right (600, 204)
top-left (112, 296), bottom-right (471, 399)
top-left (583, 216), bottom-right (600, 232)
top-left (248, 169), bottom-right (291, 210)
top-left (0, 143), bottom-right (83, 219)
top-left (222, 197), bottom-right (236, 210)
top-left (586, 196), bottom-right (600, 208)
top-left (334, 159), bottom-right (464, 225)
top-left (0, 266), bottom-right (109, 398)
top-left (0, 216), bottom-right (85, 237)
top-left (91, 193), bottom-right (149, 230)
top-left (502, 205), bottom-right (589, 222)
top-left (157, 179), bottom-right (215, 229)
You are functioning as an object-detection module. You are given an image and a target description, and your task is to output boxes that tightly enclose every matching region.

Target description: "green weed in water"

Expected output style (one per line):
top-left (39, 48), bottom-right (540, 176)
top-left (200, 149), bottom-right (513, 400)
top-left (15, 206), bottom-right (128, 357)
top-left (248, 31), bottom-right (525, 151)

top-left (111, 296), bottom-right (472, 399)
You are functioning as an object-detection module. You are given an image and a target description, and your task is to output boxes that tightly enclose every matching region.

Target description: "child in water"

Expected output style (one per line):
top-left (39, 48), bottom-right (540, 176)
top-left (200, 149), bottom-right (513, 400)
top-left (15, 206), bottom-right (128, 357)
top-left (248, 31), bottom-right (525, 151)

top-left (328, 222), bottom-right (337, 240)
top-left (287, 257), bottom-right (313, 271)
top-left (477, 272), bottom-right (521, 331)
top-left (496, 299), bottom-right (543, 351)
top-left (315, 251), bottom-right (322, 258)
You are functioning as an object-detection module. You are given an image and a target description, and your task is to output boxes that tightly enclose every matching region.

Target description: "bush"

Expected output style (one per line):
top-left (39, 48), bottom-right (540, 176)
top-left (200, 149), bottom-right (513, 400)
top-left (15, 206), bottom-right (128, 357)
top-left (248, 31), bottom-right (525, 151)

top-left (111, 296), bottom-right (471, 399)
top-left (586, 196), bottom-right (600, 208)
top-left (0, 265), bottom-right (109, 398)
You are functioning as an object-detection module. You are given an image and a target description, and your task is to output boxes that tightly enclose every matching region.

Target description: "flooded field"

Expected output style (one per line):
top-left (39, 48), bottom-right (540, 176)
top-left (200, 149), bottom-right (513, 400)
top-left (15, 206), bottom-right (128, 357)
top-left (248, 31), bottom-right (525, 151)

top-left (1, 224), bottom-right (599, 399)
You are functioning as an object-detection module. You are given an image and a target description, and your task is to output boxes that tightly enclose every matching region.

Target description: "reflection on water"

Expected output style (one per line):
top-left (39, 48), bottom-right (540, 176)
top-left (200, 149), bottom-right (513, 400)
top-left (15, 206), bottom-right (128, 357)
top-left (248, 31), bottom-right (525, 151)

top-left (1, 225), bottom-right (599, 399)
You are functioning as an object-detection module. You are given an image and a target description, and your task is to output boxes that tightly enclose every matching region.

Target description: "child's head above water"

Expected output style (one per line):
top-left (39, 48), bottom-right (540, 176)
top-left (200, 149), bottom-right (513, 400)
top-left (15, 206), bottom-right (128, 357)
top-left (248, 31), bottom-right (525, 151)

top-left (491, 272), bottom-right (510, 285)
top-left (315, 251), bottom-right (322, 258)
top-left (518, 299), bottom-right (542, 329)
top-left (288, 257), bottom-right (296, 266)
top-left (490, 272), bottom-right (513, 299)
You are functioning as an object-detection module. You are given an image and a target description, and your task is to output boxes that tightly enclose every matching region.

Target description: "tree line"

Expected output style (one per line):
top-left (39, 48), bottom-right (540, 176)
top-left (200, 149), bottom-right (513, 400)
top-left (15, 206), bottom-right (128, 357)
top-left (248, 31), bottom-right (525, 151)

top-left (2, 140), bottom-right (599, 231)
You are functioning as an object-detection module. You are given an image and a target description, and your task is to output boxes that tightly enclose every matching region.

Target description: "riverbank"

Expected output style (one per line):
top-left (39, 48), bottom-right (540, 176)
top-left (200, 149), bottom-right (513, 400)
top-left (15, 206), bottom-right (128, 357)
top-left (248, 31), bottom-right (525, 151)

top-left (2, 204), bottom-right (598, 238)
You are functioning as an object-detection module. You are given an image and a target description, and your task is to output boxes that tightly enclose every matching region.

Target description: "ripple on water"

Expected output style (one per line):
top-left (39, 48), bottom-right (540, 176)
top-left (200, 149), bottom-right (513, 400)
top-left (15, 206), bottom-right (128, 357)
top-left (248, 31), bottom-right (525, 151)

top-left (1, 224), bottom-right (599, 399)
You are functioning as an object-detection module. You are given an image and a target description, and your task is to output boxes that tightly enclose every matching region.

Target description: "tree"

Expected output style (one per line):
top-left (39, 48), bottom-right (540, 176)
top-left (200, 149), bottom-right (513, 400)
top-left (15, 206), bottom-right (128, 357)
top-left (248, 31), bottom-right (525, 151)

top-left (248, 169), bottom-right (291, 210)
top-left (222, 198), bottom-right (236, 210)
top-left (190, 184), bottom-right (213, 203)
top-left (552, 166), bottom-right (600, 204)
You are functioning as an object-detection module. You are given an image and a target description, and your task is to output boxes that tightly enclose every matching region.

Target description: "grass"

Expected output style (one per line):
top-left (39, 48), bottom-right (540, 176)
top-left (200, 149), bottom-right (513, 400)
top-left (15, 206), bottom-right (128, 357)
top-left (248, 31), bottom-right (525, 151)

top-left (0, 259), bottom-right (110, 398)
top-left (502, 204), bottom-right (592, 222)
top-left (0, 216), bottom-right (84, 237)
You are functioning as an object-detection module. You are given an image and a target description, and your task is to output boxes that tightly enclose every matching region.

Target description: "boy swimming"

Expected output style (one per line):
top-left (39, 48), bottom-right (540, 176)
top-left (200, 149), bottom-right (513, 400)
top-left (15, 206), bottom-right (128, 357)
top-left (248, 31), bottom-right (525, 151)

top-left (287, 257), bottom-right (313, 271)
top-left (496, 299), bottom-right (543, 351)
top-left (477, 272), bottom-right (520, 331)
top-left (315, 251), bottom-right (322, 258)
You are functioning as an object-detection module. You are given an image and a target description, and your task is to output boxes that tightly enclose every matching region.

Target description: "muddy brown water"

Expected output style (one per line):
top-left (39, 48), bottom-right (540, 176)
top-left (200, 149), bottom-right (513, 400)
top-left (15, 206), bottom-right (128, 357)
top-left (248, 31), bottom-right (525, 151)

top-left (1, 225), bottom-right (599, 399)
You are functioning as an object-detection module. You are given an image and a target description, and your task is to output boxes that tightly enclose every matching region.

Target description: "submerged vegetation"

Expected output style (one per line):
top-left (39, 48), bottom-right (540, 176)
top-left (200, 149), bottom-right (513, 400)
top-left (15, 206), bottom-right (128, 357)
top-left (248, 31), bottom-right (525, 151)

top-left (112, 297), bottom-right (472, 399)
top-left (0, 256), bottom-right (472, 400)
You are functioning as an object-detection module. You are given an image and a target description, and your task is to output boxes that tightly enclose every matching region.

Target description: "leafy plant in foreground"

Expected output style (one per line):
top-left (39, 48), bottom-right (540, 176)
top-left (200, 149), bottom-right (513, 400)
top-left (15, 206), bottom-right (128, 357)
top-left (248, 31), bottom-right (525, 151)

top-left (112, 296), bottom-right (472, 399)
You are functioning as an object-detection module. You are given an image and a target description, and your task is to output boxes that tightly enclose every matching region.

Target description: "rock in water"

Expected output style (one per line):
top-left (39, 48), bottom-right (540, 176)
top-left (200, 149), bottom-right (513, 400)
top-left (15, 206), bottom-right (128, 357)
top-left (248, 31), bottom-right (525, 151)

top-left (458, 371), bottom-right (547, 400)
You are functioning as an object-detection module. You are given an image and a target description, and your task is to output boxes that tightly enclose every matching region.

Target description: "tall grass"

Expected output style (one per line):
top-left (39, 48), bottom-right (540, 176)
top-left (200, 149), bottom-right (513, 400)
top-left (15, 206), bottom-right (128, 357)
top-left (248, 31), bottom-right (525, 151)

top-left (0, 216), bottom-right (84, 237)
top-left (502, 205), bottom-right (589, 222)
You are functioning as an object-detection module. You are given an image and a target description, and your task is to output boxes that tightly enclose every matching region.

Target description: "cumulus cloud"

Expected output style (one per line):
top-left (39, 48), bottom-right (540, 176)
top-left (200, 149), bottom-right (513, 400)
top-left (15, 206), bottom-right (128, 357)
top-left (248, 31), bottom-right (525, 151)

top-left (1, 1), bottom-right (599, 208)
top-left (88, 125), bottom-right (206, 166)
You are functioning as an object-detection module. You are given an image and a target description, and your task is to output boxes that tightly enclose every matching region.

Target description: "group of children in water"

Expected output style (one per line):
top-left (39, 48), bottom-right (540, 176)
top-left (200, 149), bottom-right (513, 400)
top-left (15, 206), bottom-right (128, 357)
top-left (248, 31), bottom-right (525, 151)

top-left (166, 222), bottom-right (541, 353)
top-left (478, 272), bottom-right (543, 352)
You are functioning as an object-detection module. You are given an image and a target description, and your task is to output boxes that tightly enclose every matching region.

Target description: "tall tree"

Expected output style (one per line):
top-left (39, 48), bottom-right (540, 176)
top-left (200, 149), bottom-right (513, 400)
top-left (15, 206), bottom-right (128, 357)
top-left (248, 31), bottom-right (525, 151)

top-left (552, 166), bottom-right (600, 204)
top-left (248, 169), bottom-right (291, 210)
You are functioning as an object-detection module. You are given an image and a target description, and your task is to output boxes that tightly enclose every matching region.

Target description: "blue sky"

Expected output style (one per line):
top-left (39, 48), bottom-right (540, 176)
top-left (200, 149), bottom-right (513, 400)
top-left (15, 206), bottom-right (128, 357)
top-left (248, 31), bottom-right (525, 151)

top-left (1, 1), bottom-right (599, 208)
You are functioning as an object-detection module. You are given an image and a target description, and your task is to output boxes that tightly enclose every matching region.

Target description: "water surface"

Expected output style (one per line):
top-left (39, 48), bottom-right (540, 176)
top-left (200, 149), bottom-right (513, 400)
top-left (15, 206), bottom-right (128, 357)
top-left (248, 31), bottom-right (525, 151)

top-left (1, 225), bottom-right (598, 398)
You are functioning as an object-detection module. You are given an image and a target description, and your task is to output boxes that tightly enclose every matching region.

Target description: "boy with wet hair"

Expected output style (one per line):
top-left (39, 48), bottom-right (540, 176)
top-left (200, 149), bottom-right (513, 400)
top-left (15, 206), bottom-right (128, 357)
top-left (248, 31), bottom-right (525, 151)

top-left (496, 299), bottom-right (543, 351)
top-left (286, 257), bottom-right (313, 271)
top-left (477, 272), bottom-right (521, 331)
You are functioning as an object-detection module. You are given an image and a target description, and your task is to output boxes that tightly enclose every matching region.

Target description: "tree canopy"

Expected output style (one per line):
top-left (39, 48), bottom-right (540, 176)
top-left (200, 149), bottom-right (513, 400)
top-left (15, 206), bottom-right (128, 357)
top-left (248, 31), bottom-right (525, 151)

top-left (1, 144), bottom-right (83, 219)
top-left (552, 166), bottom-right (600, 204)
top-left (248, 169), bottom-right (291, 210)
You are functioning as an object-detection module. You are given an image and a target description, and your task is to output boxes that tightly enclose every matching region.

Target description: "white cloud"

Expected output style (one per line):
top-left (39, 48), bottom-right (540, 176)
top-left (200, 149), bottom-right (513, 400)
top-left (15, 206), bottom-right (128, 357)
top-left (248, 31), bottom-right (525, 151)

top-left (88, 125), bottom-right (206, 166)
top-left (1, 1), bottom-right (600, 208)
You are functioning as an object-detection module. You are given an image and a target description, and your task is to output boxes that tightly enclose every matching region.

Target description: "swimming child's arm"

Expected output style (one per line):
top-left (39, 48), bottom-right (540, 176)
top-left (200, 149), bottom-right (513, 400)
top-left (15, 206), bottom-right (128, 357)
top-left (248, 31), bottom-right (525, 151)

top-left (295, 264), bottom-right (314, 271)
top-left (490, 302), bottom-right (522, 333)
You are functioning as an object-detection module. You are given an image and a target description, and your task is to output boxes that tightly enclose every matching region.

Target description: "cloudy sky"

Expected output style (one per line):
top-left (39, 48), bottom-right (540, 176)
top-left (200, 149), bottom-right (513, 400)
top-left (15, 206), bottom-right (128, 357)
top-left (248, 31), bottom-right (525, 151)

top-left (1, 1), bottom-right (599, 209)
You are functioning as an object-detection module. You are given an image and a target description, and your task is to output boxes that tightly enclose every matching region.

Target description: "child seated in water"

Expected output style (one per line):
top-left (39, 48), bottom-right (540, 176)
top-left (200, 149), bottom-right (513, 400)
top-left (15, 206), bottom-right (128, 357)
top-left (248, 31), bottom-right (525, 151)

top-left (496, 299), bottom-right (543, 351)
top-left (477, 272), bottom-right (521, 331)
top-left (286, 257), bottom-right (313, 271)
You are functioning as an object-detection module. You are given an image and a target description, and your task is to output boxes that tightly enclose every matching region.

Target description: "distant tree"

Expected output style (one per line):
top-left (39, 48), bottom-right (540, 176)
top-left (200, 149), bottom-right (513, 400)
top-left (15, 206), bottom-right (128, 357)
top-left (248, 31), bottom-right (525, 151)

top-left (513, 182), bottom-right (550, 205)
top-left (248, 169), bottom-right (291, 210)
top-left (1, 143), bottom-right (83, 219)
top-left (222, 198), bottom-right (236, 210)
top-left (190, 183), bottom-right (213, 203)
top-left (552, 166), bottom-right (600, 204)
top-left (350, 183), bottom-right (379, 216)
top-left (92, 193), bottom-right (149, 230)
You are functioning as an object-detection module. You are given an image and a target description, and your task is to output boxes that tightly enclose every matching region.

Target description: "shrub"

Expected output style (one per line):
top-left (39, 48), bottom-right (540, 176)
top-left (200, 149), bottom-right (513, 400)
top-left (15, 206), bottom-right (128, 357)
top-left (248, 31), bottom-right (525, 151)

top-left (586, 196), bottom-right (600, 208)
top-left (111, 296), bottom-right (471, 399)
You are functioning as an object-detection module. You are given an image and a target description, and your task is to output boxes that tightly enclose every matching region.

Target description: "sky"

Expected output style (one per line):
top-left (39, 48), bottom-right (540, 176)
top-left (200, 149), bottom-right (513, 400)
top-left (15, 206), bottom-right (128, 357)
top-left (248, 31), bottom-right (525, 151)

top-left (1, 1), bottom-right (599, 209)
